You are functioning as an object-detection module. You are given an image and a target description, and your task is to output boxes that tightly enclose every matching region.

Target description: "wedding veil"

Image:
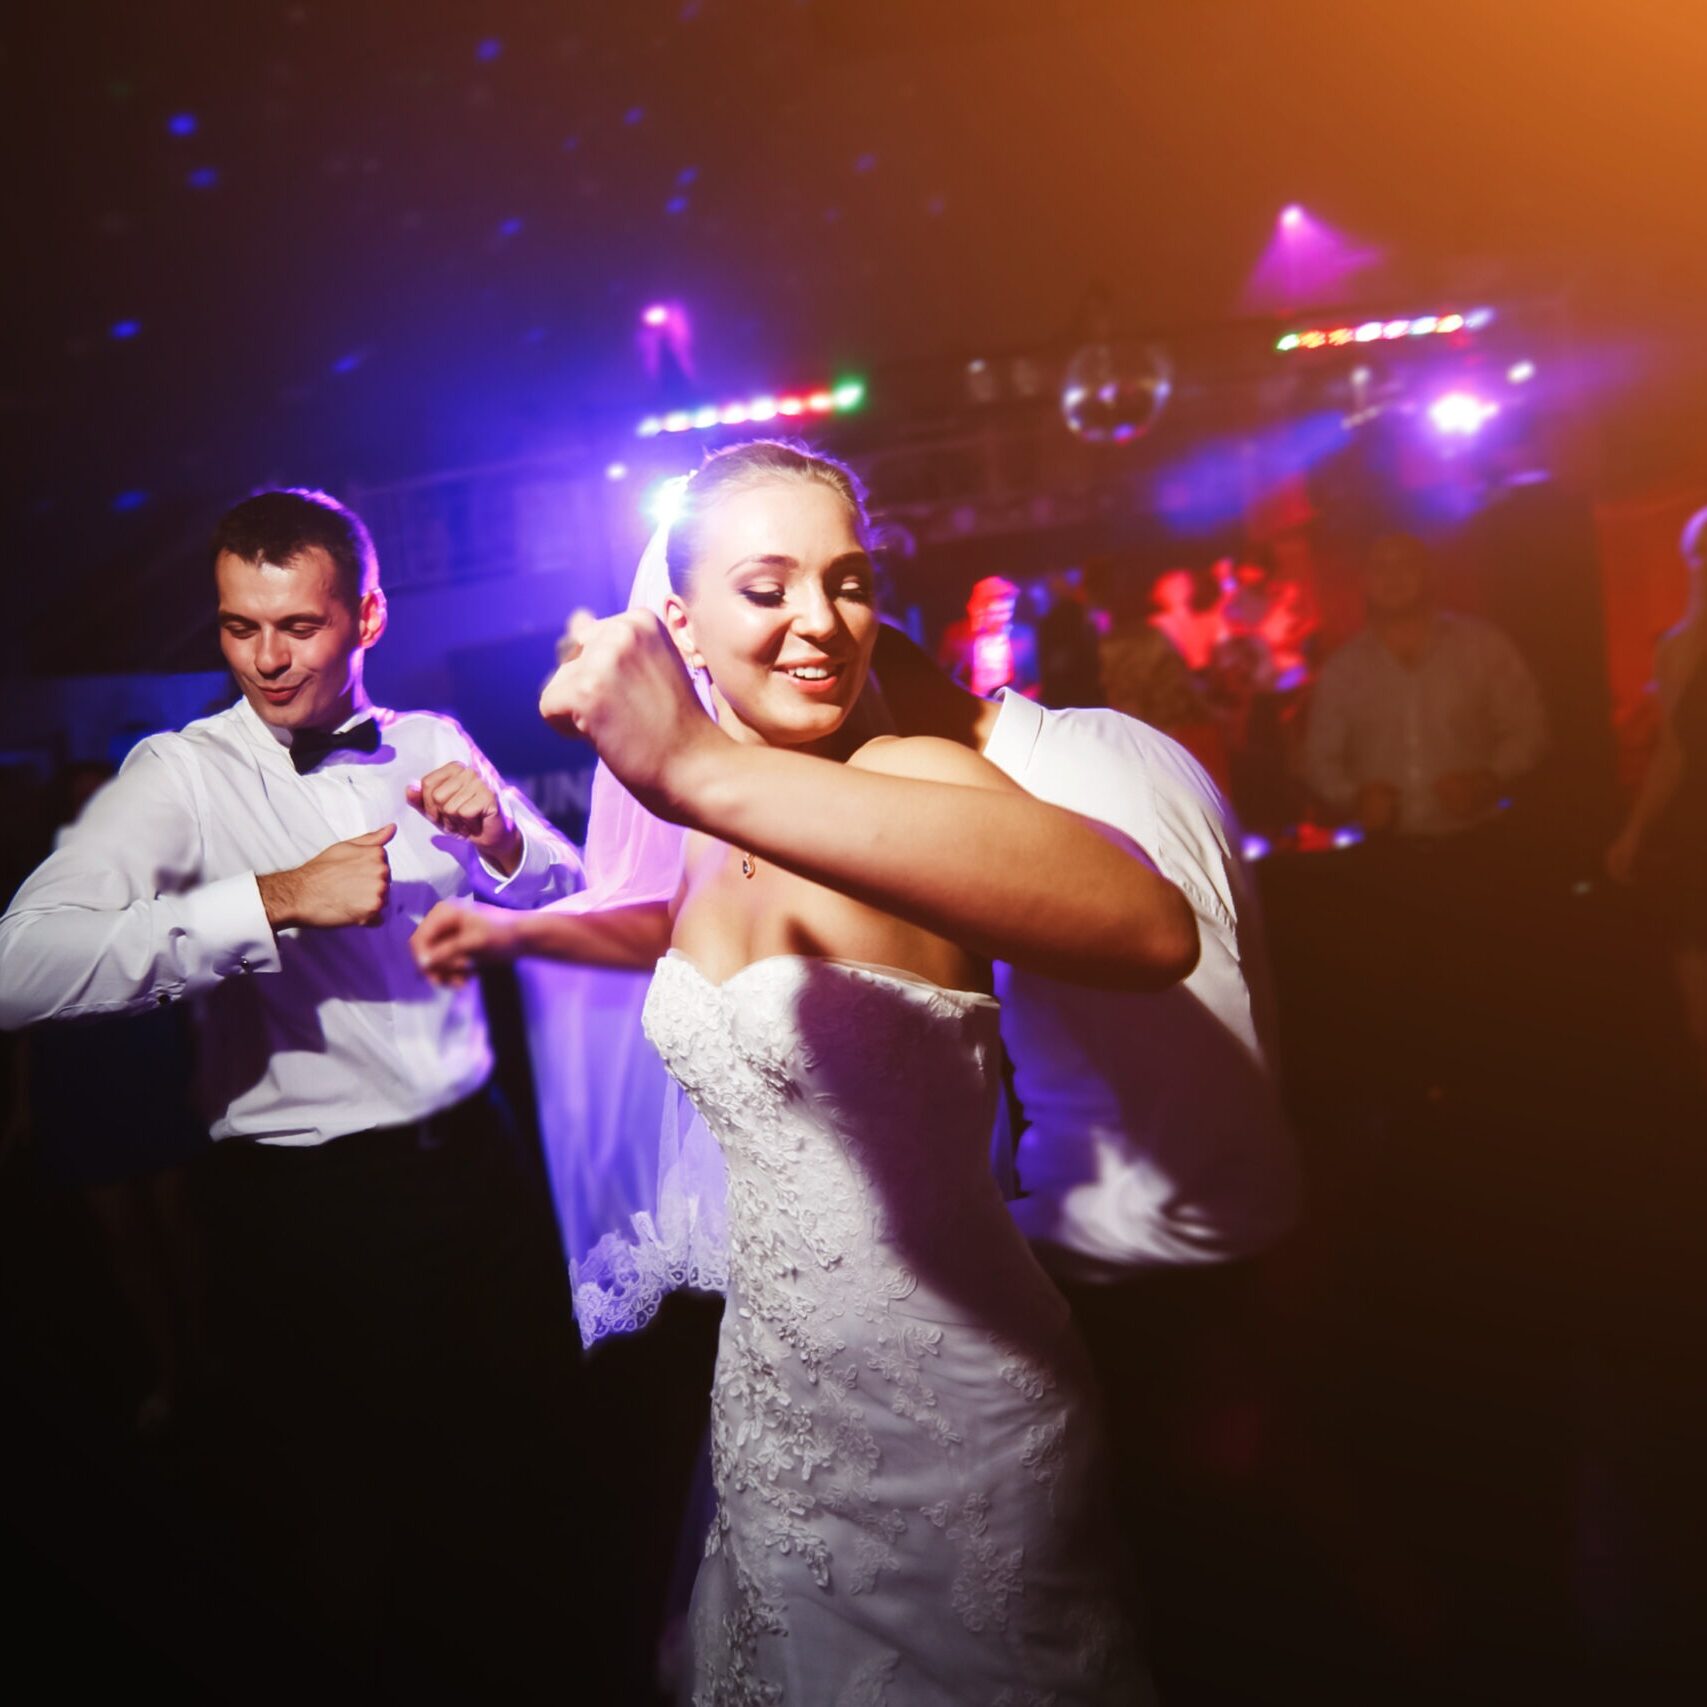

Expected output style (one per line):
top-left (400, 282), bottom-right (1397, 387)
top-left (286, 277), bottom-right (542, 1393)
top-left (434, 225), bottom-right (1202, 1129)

top-left (517, 511), bottom-right (731, 1347)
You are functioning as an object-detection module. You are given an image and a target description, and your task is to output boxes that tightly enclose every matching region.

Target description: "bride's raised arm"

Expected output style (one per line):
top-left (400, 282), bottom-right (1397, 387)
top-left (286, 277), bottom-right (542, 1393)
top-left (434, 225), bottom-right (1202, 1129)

top-left (543, 611), bottom-right (1199, 993)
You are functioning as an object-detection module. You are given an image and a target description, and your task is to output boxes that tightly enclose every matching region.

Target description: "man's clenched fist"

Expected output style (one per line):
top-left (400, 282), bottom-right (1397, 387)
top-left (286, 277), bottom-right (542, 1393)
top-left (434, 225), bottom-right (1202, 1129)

top-left (406, 759), bottom-right (523, 874)
top-left (258, 824), bottom-right (395, 931)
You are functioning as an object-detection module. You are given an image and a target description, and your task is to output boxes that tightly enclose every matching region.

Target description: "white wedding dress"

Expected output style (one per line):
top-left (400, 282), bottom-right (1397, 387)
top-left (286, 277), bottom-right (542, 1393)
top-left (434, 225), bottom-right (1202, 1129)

top-left (643, 951), bottom-right (1151, 1707)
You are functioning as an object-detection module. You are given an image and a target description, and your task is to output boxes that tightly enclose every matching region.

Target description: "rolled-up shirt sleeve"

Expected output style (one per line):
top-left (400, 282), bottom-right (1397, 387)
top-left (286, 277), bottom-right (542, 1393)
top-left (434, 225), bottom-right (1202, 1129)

top-left (0, 742), bottom-right (280, 1029)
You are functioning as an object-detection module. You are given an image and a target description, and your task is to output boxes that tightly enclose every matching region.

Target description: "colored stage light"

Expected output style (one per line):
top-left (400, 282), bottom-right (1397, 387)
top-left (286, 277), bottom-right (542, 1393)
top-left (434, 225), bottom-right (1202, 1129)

top-left (109, 319), bottom-right (141, 340)
top-left (1280, 205), bottom-right (1304, 229)
top-left (642, 304), bottom-right (669, 327)
top-left (1507, 360), bottom-right (1536, 384)
top-left (1275, 308), bottom-right (1493, 354)
top-left (636, 380), bottom-right (868, 437)
top-left (605, 462), bottom-right (629, 481)
top-left (643, 474), bottom-right (692, 527)
top-left (1428, 391), bottom-right (1499, 435)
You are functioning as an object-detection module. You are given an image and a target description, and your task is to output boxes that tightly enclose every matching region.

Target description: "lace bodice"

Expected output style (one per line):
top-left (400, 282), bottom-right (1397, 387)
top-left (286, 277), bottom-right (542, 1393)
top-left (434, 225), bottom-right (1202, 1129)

top-left (645, 952), bottom-right (1031, 1309)
top-left (643, 953), bottom-right (1142, 1705)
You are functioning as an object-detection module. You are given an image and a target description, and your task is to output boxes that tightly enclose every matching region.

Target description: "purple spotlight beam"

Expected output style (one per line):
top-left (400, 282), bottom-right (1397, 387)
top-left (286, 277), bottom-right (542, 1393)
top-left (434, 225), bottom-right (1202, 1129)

top-left (1244, 203), bottom-right (1384, 317)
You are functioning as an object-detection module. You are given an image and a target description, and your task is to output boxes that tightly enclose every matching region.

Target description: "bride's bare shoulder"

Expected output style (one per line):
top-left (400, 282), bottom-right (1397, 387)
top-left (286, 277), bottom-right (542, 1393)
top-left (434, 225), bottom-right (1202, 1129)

top-left (846, 733), bottom-right (1023, 792)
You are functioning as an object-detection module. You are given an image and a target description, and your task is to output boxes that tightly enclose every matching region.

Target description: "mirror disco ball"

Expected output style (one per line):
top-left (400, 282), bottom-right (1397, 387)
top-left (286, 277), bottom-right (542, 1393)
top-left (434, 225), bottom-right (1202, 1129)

top-left (1061, 342), bottom-right (1172, 444)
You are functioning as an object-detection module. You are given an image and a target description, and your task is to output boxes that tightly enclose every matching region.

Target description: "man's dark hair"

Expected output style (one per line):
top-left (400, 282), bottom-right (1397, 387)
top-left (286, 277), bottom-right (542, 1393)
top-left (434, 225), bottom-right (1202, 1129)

top-left (211, 488), bottom-right (380, 608)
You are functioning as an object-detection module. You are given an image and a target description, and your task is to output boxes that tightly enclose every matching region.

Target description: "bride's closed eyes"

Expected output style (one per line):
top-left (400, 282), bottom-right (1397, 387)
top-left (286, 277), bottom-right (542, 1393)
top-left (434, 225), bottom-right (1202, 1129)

top-left (734, 556), bottom-right (875, 610)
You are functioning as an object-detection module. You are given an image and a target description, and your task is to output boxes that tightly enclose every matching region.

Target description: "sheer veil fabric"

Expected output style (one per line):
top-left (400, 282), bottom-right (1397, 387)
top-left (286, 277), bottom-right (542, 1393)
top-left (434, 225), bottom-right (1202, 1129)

top-left (518, 517), bottom-right (732, 1346)
top-left (523, 512), bottom-right (1011, 1345)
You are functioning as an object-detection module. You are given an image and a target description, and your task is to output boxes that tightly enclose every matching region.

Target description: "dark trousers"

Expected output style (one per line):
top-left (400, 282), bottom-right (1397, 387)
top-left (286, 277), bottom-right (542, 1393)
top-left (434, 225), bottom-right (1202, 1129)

top-left (200, 1085), bottom-right (609, 1702)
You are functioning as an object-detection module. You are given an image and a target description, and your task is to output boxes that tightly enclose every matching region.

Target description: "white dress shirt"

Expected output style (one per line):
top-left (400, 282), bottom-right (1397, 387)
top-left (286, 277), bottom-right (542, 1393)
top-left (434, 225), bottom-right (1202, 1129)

top-left (1302, 613), bottom-right (1548, 837)
top-left (0, 697), bottom-right (582, 1144)
top-left (981, 691), bottom-right (1299, 1277)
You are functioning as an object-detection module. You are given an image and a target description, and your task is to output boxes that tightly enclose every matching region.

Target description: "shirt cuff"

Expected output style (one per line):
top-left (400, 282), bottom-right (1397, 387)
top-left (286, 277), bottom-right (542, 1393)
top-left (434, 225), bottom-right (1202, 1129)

top-left (177, 872), bottom-right (282, 983)
top-left (478, 817), bottom-right (555, 905)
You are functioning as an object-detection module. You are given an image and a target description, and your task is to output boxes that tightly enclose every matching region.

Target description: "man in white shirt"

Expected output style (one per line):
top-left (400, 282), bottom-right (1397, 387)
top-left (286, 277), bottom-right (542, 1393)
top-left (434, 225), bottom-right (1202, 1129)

top-left (1302, 532), bottom-right (1547, 839)
top-left (0, 488), bottom-right (588, 1694)
top-left (872, 623), bottom-right (1299, 1274)
top-left (871, 624), bottom-right (1298, 1690)
top-left (982, 622), bottom-right (1302, 1676)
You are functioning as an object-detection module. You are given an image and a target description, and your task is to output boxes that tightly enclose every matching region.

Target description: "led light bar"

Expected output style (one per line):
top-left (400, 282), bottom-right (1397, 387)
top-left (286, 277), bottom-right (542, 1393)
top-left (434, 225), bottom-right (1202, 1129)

top-left (1275, 308), bottom-right (1492, 354)
top-left (638, 378), bottom-right (866, 437)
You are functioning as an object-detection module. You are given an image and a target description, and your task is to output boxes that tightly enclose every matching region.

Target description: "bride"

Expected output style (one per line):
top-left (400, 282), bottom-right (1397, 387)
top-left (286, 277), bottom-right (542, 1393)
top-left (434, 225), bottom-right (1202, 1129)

top-left (415, 441), bottom-right (1194, 1704)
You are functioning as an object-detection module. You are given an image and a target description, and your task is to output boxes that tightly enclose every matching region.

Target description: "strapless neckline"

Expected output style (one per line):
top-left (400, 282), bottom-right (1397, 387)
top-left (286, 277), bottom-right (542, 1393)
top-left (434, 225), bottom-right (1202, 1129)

top-left (660, 947), bottom-right (998, 1009)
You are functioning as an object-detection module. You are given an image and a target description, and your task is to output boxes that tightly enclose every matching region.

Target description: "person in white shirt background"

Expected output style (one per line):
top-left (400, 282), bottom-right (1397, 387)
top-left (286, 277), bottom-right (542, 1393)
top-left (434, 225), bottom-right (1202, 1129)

top-left (1302, 531), bottom-right (1547, 843)
top-left (0, 488), bottom-right (594, 1699)
top-left (868, 623), bottom-right (1301, 1688)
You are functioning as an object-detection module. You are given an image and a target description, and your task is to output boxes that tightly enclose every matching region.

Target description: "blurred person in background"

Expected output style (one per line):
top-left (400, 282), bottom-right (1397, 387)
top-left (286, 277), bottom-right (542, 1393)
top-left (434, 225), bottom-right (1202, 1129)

top-left (1606, 504), bottom-right (1707, 1089)
top-left (13, 759), bottom-right (212, 1439)
top-left (1035, 565), bottom-right (1104, 708)
top-left (937, 573), bottom-right (1039, 697)
top-left (1302, 532), bottom-right (1546, 841)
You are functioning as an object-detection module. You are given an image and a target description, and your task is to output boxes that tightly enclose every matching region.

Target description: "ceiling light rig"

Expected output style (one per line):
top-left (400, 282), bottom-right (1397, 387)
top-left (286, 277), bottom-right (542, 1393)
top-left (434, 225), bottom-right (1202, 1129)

top-left (1275, 308), bottom-right (1493, 354)
top-left (637, 379), bottom-right (866, 438)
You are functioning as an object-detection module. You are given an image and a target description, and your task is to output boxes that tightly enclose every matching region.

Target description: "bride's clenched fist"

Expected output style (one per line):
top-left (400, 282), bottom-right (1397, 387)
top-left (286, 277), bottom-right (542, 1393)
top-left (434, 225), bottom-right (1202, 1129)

top-left (539, 610), bottom-right (726, 819)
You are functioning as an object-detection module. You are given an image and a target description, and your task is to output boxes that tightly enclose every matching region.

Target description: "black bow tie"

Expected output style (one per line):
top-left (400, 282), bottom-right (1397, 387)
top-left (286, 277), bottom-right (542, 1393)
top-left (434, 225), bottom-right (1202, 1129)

top-left (290, 717), bottom-right (381, 774)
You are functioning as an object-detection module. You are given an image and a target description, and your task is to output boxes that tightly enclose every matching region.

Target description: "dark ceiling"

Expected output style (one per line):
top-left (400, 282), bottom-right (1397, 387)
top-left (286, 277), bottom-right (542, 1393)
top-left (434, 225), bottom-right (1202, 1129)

top-left (4, 0), bottom-right (1705, 663)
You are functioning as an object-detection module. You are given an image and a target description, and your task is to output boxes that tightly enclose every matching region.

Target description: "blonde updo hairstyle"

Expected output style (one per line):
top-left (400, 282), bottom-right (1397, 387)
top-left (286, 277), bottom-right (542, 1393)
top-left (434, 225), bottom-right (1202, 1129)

top-left (664, 439), bottom-right (874, 595)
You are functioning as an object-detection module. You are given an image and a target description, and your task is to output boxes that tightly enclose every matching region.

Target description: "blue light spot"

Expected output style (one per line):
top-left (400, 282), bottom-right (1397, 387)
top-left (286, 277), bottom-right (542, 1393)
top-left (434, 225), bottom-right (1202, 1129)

top-left (186, 166), bottom-right (219, 189)
top-left (624, 106), bottom-right (645, 126)
top-left (330, 351), bottom-right (365, 376)
top-left (676, 165), bottom-right (699, 187)
top-left (109, 319), bottom-right (141, 340)
top-left (664, 195), bottom-right (689, 216)
top-left (497, 216), bottom-right (524, 237)
top-left (113, 489), bottom-right (149, 512)
top-left (476, 38), bottom-right (503, 62)
top-left (167, 112), bottom-right (197, 138)
top-left (561, 134), bottom-right (581, 153)
top-left (854, 152), bottom-right (878, 173)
